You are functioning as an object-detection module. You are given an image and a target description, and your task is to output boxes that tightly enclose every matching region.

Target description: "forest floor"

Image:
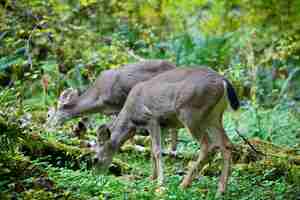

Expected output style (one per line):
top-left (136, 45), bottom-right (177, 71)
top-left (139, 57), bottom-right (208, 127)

top-left (1, 106), bottom-right (300, 200)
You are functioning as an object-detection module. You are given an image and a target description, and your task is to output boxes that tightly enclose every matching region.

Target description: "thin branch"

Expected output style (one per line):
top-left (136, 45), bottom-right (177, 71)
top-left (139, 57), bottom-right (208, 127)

top-left (127, 48), bottom-right (145, 61)
top-left (234, 128), bottom-right (266, 156)
top-left (26, 24), bottom-right (38, 70)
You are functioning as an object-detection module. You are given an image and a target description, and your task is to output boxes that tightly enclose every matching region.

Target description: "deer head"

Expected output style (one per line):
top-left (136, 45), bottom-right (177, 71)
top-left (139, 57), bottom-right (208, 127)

top-left (93, 124), bottom-right (114, 172)
top-left (93, 109), bottom-right (137, 172)
top-left (46, 88), bottom-right (79, 127)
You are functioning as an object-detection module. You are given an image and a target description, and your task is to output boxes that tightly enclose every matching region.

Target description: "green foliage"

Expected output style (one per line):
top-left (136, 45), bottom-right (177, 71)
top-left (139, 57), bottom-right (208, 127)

top-left (0, 95), bottom-right (25, 155)
top-left (0, 87), bottom-right (17, 107)
top-left (1, 1), bottom-right (300, 199)
top-left (41, 147), bottom-right (299, 200)
top-left (46, 167), bottom-right (108, 199)
top-left (0, 116), bottom-right (23, 155)
top-left (223, 104), bottom-right (300, 147)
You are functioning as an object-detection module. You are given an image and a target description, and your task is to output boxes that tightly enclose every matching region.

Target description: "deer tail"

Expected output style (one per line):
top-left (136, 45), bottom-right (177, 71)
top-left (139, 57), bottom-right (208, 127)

top-left (223, 79), bottom-right (240, 110)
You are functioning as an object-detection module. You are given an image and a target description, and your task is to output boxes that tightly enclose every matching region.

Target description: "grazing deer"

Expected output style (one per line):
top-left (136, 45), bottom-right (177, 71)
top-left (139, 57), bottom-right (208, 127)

top-left (94, 67), bottom-right (240, 195)
top-left (46, 60), bottom-right (178, 152)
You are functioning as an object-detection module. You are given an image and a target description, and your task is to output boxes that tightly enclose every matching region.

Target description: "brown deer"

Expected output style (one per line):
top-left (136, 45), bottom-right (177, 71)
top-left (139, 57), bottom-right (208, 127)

top-left (46, 60), bottom-right (178, 152)
top-left (94, 67), bottom-right (240, 195)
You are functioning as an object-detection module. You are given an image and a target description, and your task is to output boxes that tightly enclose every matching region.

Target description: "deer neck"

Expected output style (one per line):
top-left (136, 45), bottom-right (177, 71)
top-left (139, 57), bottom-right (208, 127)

top-left (110, 111), bottom-right (134, 152)
top-left (65, 92), bottom-right (101, 116)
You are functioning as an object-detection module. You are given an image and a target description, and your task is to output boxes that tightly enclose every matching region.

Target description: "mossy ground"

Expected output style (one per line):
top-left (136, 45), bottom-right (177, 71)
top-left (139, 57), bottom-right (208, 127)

top-left (1, 108), bottom-right (299, 200)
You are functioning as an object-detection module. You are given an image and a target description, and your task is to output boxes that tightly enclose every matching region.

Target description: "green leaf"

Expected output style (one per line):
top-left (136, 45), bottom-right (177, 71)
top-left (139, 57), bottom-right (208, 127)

top-left (41, 61), bottom-right (58, 72)
top-left (0, 56), bottom-right (21, 71)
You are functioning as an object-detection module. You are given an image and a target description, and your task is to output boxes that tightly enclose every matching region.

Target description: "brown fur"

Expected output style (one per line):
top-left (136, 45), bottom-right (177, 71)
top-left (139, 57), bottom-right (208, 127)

top-left (47, 60), bottom-right (176, 125)
top-left (95, 67), bottom-right (239, 195)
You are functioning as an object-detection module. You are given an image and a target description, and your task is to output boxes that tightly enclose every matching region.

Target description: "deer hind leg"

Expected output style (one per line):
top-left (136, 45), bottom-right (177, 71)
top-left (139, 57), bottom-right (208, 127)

top-left (207, 125), bottom-right (232, 196)
top-left (148, 120), bottom-right (164, 185)
top-left (180, 133), bottom-right (210, 188)
top-left (178, 108), bottom-right (213, 188)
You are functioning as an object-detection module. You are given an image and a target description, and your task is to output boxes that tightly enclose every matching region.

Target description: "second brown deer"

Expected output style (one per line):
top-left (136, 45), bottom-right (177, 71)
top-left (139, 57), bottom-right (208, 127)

top-left (94, 67), bottom-right (240, 195)
top-left (46, 60), bottom-right (178, 152)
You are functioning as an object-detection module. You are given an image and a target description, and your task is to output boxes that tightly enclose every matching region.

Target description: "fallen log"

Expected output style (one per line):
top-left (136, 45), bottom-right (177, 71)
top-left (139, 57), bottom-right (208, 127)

top-left (0, 153), bottom-right (69, 199)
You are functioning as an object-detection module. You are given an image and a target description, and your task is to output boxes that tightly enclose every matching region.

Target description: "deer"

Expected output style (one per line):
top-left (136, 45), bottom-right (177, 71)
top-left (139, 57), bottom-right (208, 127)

top-left (46, 60), bottom-right (178, 152)
top-left (94, 67), bottom-right (240, 196)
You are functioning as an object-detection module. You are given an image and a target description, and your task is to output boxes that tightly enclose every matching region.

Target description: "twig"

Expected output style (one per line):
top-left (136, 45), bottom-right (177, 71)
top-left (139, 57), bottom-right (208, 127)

top-left (0, 31), bottom-right (8, 41)
top-left (26, 24), bottom-right (38, 70)
top-left (127, 48), bottom-right (145, 61)
top-left (234, 128), bottom-right (266, 156)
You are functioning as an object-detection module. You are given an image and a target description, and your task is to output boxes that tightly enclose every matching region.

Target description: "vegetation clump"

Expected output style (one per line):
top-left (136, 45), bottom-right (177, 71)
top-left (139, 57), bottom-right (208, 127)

top-left (1, 0), bottom-right (300, 199)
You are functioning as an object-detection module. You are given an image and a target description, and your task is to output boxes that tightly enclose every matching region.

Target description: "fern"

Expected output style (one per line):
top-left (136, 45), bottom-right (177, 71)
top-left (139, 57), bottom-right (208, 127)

top-left (0, 47), bottom-right (26, 71)
top-left (0, 88), bottom-right (16, 107)
top-left (0, 115), bottom-right (23, 155)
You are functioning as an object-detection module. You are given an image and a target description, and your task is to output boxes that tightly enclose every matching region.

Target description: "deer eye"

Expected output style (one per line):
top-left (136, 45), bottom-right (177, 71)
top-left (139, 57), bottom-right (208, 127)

top-left (132, 118), bottom-right (147, 126)
top-left (60, 103), bottom-right (73, 109)
top-left (47, 112), bottom-right (51, 118)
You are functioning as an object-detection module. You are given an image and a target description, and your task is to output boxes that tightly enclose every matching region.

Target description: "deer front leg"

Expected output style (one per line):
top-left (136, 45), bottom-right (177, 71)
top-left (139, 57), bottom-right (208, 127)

top-left (150, 146), bottom-right (158, 180)
top-left (216, 131), bottom-right (232, 196)
top-left (180, 134), bottom-right (209, 188)
top-left (170, 128), bottom-right (178, 156)
top-left (148, 120), bottom-right (164, 185)
top-left (217, 146), bottom-right (231, 196)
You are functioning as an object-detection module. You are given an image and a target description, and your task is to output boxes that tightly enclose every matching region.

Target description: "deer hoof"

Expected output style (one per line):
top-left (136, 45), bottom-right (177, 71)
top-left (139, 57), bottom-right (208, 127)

top-left (169, 150), bottom-right (177, 157)
top-left (149, 175), bottom-right (157, 180)
top-left (216, 183), bottom-right (226, 197)
top-left (215, 191), bottom-right (225, 199)
top-left (155, 186), bottom-right (166, 194)
top-left (180, 179), bottom-right (191, 188)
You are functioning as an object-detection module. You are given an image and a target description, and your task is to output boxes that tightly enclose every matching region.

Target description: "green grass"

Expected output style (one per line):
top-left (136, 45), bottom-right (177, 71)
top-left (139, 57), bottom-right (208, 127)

top-left (42, 151), bottom-right (299, 200)
top-left (2, 101), bottom-right (299, 200)
top-left (223, 104), bottom-right (300, 148)
top-left (34, 105), bottom-right (299, 199)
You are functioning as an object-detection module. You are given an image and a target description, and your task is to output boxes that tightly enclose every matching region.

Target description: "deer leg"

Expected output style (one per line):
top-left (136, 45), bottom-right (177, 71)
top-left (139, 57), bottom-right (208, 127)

top-left (161, 128), bottom-right (167, 154)
top-left (216, 130), bottom-right (232, 195)
top-left (180, 134), bottom-right (209, 188)
top-left (148, 120), bottom-right (164, 185)
top-left (170, 128), bottom-right (178, 156)
top-left (150, 145), bottom-right (158, 180)
top-left (217, 147), bottom-right (231, 196)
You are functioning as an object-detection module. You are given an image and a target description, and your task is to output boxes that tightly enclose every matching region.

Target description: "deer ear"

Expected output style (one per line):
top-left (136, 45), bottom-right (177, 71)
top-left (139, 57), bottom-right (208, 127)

top-left (47, 107), bottom-right (56, 116)
top-left (142, 105), bottom-right (152, 116)
top-left (46, 107), bottom-right (56, 120)
top-left (96, 124), bottom-right (111, 143)
top-left (58, 88), bottom-right (79, 107)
